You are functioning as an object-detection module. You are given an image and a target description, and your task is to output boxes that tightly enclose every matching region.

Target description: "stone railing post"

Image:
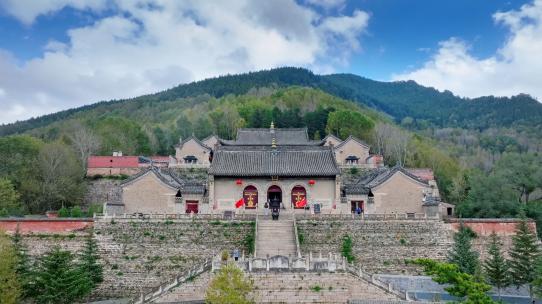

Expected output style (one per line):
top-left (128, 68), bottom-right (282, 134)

top-left (266, 254), bottom-right (270, 271)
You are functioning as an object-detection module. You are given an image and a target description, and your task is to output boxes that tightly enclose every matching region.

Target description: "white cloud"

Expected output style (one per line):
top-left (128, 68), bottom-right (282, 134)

top-left (393, 0), bottom-right (542, 99)
top-left (0, 0), bottom-right (370, 124)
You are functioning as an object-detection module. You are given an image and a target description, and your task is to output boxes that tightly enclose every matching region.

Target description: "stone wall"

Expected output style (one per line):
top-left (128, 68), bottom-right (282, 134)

top-left (298, 218), bottom-right (539, 275)
top-left (93, 218), bottom-right (254, 299)
top-left (0, 219), bottom-right (93, 233)
top-left (448, 218), bottom-right (539, 261)
top-left (297, 219), bottom-right (454, 274)
top-left (6, 218), bottom-right (254, 300)
top-left (84, 178), bottom-right (122, 206)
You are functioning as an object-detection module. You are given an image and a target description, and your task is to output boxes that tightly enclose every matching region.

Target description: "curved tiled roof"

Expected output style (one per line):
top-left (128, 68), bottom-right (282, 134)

top-left (209, 145), bottom-right (340, 177)
top-left (343, 166), bottom-right (429, 195)
top-left (334, 135), bottom-right (370, 149)
top-left (220, 128), bottom-right (324, 146)
top-left (175, 136), bottom-right (212, 150)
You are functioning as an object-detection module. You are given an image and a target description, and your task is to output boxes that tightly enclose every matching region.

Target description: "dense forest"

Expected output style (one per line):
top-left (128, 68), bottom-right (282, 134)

top-left (0, 68), bottom-right (541, 234)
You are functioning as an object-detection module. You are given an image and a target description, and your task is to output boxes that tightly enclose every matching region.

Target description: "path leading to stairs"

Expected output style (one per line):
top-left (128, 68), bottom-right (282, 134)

top-left (256, 214), bottom-right (297, 258)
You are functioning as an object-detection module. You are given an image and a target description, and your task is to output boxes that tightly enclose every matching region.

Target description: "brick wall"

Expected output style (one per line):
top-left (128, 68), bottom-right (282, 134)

top-left (0, 219), bottom-right (93, 234)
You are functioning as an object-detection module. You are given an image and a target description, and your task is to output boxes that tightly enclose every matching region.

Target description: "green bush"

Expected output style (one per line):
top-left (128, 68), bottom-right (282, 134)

top-left (86, 204), bottom-right (103, 217)
top-left (70, 206), bottom-right (82, 217)
top-left (58, 207), bottom-right (69, 217)
top-left (341, 234), bottom-right (356, 263)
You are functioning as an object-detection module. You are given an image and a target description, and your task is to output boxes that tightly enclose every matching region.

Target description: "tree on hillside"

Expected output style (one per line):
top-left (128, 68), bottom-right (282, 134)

top-left (508, 212), bottom-right (541, 302)
top-left (413, 258), bottom-right (494, 303)
top-left (448, 225), bottom-right (480, 276)
top-left (0, 135), bottom-right (43, 213)
top-left (38, 142), bottom-right (86, 211)
top-left (205, 262), bottom-right (254, 304)
top-left (483, 232), bottom-right (510, 300)
top-left (373, 123), bottom-right (411, 166)
top-left (67, 124), bottom-right (101, 171)
top-left (0, 229), bottom-right (21, 304)
top-left (34, 246), bottom-right (92, 304)
top-left (532, 257), bottom-right (542, 299)
top-left (494, 153), bottom-right (542, 204)
top-left (0, 178), bottom-right (23, 216)
top-left (93, 116), bottom-right (151, 155)
top-left (325, 110), bottom-right (374, 141)
top-left (79, 230), bottom-right (103, 287)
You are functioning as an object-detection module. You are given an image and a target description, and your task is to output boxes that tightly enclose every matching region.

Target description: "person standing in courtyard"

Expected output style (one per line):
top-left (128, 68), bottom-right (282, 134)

top-left (264, 201), bottom-right (269, 217)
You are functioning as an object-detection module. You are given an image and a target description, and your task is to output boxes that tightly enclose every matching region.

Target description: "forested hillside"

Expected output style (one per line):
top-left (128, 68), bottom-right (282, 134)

top-left (0, 68), bottom-right (541, 234)
top-left (2, 67), bottom-right (542, 136)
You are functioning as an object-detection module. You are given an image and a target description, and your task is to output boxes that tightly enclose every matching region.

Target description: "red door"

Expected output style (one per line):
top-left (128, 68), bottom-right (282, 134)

top-left (185, 200), bottom-right (199, 214)
top-left (291, 186), bottom-right (306, 209)
top-left (243, 186), bottom-right (258, 209)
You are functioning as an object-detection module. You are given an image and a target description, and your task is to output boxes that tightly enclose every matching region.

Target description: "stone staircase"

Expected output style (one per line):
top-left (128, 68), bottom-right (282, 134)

top-left (250, 272), bottom-right (399, 303)
top-left (153, 271), bottom-right (400, 303)
top-left (256, 215), bottom-right (297, 258)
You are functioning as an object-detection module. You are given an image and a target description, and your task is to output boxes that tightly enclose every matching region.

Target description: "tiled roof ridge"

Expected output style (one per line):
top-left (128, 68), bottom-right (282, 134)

top-left (175, 136), bottom-right (212, 150)
top-left (334, 135), bottom-right (370, 149)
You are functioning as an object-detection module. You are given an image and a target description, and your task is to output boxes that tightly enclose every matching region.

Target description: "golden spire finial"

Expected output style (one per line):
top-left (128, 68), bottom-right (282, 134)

top-left (271, 137), bottom-right (277, 148)
top-left (270, 121), bottom-right (275, 129)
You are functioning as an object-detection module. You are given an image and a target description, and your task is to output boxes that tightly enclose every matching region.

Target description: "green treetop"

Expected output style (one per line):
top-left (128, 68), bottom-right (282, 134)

top-left (205, 262), bottom-right (254, 304)
top-left (483, 232), bottom-right (510, 300)
top-left (448, 225), bottom-right (480, 275)
top-left (0, 229), bottom-right (21, 304)
top-left (508, 213), bottom-right (541, 302)
top-left (34, 246), bottom-right (92, 304)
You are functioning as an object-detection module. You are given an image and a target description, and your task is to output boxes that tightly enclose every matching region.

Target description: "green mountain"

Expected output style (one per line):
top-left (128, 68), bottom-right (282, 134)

top-left (1, 67), bottom-right (541, 136)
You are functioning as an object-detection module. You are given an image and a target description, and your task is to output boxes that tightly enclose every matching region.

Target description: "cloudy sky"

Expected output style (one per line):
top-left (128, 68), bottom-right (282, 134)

top-left (0, 0), bottom-right (540, 124)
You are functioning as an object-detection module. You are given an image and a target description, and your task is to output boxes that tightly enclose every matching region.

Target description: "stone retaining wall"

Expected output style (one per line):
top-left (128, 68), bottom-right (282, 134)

top-left (84, 178), bottom-right (122, 206)
top-left (93, 218), bottom-right (254, 299)
top-left (297, 219), bottom-right (454, 274)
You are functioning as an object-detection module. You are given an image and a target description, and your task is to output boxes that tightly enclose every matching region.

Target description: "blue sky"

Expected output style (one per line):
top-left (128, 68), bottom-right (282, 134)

top-left (0, 0), bottom-right (540, 124)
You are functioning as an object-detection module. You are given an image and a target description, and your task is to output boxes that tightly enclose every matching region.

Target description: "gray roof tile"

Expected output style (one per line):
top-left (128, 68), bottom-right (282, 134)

top-left (209, 145), bottom-right (340, 177)
top-left (220, 128), bottom-right (323, 146)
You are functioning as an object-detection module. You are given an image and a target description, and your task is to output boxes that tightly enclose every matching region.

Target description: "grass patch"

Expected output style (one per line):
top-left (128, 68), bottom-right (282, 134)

top-left (310, 285), bottom-right (322, 292)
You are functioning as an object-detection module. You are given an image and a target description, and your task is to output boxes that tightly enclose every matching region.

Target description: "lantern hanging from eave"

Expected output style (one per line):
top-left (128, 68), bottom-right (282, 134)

top-left (308, 179), bottom-right (315, 185)
top-left (236, 179), bottom-right (243, 185)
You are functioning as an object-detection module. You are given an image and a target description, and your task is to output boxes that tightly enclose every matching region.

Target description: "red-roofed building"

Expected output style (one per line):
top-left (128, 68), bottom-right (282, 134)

top-left (87, 155), bottom-right (140, 176)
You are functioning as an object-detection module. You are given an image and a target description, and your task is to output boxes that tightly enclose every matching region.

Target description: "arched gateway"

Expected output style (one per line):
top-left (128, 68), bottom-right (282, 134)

top-left (267, 185), bottom-right (282, 204)
top-left (243, 185), bottom-right (258, 209)
top-left (291, 186), bottom-right (306, 209)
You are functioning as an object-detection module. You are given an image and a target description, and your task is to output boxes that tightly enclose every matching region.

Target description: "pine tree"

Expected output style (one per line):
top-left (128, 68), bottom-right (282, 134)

top-left (483, 232), bottom-right (510, 300)
top-left (509, 213), bottom-right (541, 302)
top-left (533, 257), bottom-right (542, 299)
top-left (0, 229), bottom-right (21, 304)
top-left (79, 230), bottom-right (103, 287)
top-left (448, 224), bottom-right (480, 275)
top-left (34, 246), bottom-right (92, 304)
top-left (12, 225), bottom-right (34, 299)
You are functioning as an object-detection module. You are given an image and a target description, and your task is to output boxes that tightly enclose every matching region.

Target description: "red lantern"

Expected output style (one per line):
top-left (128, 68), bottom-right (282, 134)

top-left (308, 180), bottom-right (315, 185)
top-left (236, 179), bottom-right (243, 185)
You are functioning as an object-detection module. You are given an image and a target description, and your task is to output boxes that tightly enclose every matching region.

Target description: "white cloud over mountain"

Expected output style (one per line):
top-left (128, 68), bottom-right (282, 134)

top-left (0, 0), bottom-right (369, 124)
top-left (393, 0), bottom-right (542, 99)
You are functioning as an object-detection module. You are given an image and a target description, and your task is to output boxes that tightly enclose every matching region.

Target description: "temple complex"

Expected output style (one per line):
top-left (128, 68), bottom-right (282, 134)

top-left (104, 124), bottom-right (445, 217)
